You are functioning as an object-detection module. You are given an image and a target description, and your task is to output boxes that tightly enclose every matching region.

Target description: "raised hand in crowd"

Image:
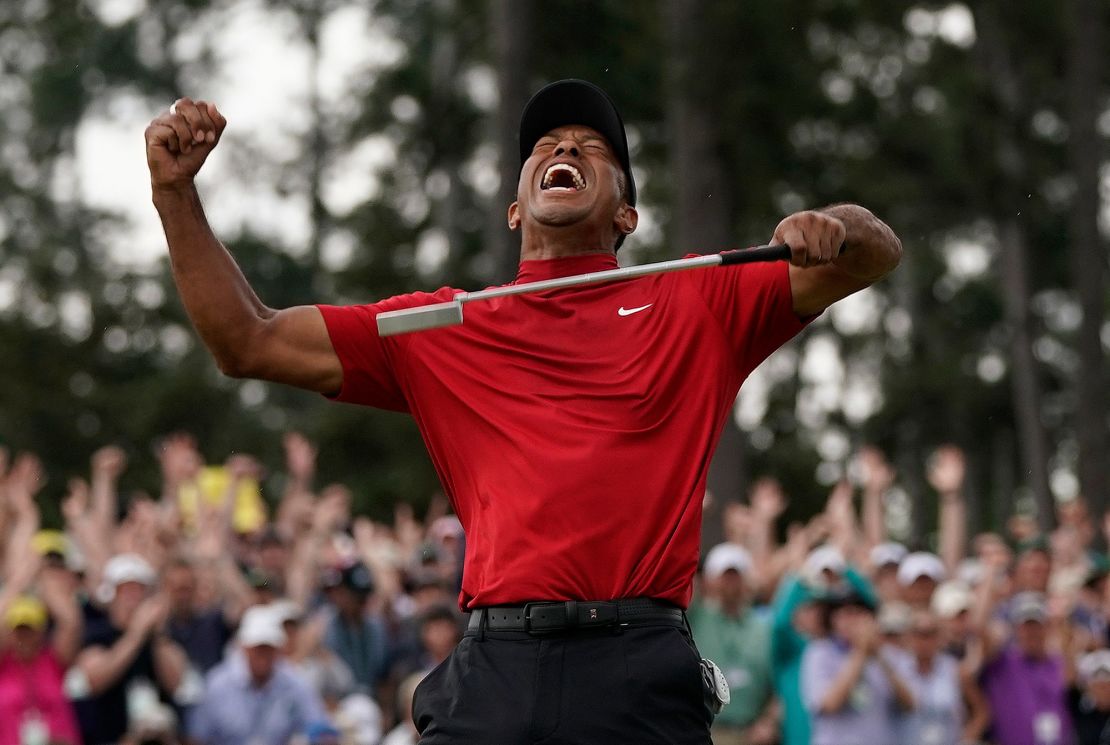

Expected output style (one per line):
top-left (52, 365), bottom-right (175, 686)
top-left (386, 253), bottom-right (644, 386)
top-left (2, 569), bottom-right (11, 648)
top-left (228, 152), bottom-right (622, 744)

top-left (748, 478), bottom-right (787, 594)
top-left (90, 444), bottom-right (128, 532)
top-left (277, 431), bottom-right (317, 537)
top-left (157, 432), bottom-right (201, 503)
top-left (2, 452), bottom-right (44, 577)
top-left (38, 559), bottom-right (84, 665)
top-left (824, 479), bottom-right (858, 559)
top-left (928, 444), bottom-right (968, 573)
top-left (856, 445), bottom-right (895, 549)
top-left (353, 516), bottom-right (404, 601)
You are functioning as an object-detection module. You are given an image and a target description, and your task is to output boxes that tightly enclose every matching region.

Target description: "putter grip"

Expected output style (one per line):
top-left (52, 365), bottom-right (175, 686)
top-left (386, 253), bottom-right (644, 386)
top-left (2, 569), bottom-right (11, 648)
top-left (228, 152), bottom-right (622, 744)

top-left (719, 244), bottom-right (792, 265)
top-left (718, 241), bottom-right (847, 266)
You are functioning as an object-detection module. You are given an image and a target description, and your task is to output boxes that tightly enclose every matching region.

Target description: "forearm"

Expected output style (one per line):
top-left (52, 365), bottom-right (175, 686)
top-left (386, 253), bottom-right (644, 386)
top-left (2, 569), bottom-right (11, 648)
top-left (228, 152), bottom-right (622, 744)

top-left (818, 650), bottom-right (869, 713)
top-left (877, 655), bottom-right (915, 710)
top-left (81, 629), bottom-right (149, 694)
top-left (90, 474), bottom-right (118, 532)
top-left (152, 636), bottom-right (187, 694)
top-left (819, 204), bottom-right (902, 282)
top-left (153, 184), bottom-right (271, 375)
top-left (50, 608), bottom-right (83, 666)
top-left (861, 486), bottom-right (885, 549)
top-left (938, 493), bottom-right (966, 572)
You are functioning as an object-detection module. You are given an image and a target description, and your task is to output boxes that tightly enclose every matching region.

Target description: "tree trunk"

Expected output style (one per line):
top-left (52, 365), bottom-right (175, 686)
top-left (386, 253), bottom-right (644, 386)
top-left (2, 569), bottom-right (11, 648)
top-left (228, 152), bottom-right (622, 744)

top-left (490, 0), bottom-right (532, 279)
top-left (974, 3), bottom-right (1055, 530)
top-left (664, 0), bottom-right (745, 549)
top-left (1065, 0), bottom-right (1108, 514)
top-left (999, 218), bottom-right (1054, 528)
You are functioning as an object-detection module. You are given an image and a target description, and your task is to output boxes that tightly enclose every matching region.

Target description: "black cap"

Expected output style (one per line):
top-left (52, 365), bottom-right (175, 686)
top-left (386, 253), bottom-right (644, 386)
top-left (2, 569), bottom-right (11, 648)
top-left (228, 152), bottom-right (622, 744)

top-left (814, 587), bottom-right (877, 612)
top-left (519, 79), bottom-right (636, 207)
top-left (322, 561), bottom-right (375, 596)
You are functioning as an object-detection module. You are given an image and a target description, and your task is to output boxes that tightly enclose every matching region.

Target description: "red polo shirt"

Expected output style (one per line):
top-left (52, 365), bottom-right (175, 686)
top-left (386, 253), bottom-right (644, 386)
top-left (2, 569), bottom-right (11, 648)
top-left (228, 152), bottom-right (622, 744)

top-left (317, 252), bottom-right (809, 609)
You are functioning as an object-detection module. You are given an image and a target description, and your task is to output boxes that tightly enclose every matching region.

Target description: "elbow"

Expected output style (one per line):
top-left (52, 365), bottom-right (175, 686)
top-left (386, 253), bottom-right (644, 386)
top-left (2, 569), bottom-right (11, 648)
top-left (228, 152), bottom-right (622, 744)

top-left (214, 351), bottom-right (252, 379)
top-left (212, 322), bottom-right (270, 379)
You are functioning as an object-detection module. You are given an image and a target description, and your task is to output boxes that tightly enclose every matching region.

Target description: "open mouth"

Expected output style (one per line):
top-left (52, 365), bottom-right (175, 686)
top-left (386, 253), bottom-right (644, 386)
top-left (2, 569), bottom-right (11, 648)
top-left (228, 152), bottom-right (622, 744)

top-left (541, 163), bottom-right (586, 192)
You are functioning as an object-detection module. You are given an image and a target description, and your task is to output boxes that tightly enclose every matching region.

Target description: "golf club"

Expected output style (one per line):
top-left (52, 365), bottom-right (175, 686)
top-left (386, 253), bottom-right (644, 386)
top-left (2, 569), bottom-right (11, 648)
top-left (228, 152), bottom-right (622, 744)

top-left (376, 243), bottom-right (793, 337)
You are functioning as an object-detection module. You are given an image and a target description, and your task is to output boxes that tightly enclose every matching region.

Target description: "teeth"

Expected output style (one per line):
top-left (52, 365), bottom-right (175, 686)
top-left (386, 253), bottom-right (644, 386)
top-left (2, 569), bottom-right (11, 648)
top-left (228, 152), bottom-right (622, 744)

top-left (542, 163), bottom-right (586, 190)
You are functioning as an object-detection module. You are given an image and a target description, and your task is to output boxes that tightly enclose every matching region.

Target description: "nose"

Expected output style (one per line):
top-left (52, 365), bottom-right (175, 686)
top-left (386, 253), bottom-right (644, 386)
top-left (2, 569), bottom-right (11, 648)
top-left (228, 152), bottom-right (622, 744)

top-left (553, 140), bottom-right (580, 158)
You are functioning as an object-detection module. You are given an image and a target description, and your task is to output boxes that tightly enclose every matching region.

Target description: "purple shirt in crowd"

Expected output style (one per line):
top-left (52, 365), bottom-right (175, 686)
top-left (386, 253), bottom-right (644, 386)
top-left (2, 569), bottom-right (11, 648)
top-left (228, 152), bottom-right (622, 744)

top-left (981, 643), bottom-right (1074, 745)
top-left (801, 638), bottom-right (904, 745)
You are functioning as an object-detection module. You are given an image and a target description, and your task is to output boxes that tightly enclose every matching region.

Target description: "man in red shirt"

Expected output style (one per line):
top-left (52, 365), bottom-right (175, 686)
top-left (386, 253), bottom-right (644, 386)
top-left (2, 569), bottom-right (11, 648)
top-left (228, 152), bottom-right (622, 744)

top-left (146, 79), bottom-right (901, 744)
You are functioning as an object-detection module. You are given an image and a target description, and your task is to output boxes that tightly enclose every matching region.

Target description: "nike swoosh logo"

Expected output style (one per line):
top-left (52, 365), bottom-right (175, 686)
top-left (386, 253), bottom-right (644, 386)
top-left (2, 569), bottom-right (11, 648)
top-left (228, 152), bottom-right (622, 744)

top-left (618, 303), bottom-right (653, 317)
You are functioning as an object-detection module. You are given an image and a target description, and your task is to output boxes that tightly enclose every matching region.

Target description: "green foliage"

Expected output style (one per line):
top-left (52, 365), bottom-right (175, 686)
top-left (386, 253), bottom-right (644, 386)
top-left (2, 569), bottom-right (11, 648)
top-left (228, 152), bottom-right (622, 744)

top-left (1, 0), bottom-right (1105, 530)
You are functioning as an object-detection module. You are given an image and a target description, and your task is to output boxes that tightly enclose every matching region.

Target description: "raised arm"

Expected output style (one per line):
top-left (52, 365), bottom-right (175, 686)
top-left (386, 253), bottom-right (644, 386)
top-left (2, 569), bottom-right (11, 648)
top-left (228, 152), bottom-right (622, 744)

top-left (774, 204), bottom-right (902, 317)
top-left (146, 98), bottom-right (341, 394)
top-left (928, 445), bottom-right (968, 573)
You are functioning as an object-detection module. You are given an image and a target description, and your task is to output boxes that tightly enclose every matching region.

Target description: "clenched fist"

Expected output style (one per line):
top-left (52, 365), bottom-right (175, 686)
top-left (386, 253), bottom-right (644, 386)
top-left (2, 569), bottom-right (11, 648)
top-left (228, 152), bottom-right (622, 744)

top-left (772, 210), bottom-right (847, 268)
top-left (145, 97), bottom-right (227, 190)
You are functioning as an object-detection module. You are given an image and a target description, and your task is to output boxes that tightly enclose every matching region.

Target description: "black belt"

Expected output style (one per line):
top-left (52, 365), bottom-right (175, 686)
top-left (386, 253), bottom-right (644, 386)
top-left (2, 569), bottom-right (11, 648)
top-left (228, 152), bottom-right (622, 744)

top-left (467, 597), bottom-right (685, 635)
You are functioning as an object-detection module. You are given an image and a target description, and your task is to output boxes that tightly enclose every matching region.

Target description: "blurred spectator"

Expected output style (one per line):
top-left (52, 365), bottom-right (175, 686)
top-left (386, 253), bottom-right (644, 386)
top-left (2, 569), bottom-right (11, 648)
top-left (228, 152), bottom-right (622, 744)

top-left (1012, 538), bottom-right (1053, 595)
top-left (1071, 555), bottom-right (1110, 645)
top-left (772, 541), bottom-right (878, 745)
top-left (896, 608), bottom-right (965, 745)
top-left (381, 672), bottom-right (425, 745)
top-left (869, 543), bottom-right (908, 604)
top-left (689, 543), bottom-right (777, 745)
top-left (801, 590), bottom-right (914, 745)
top-left (73, 553), bottom-right (191, 745)
top-left (898, 552), bottom-right (946, 609)
top-left (321, 562), bottom-right (390, 694)
top-left (877, 601), bottom-right (911, 648)
top-left (0, 568), bottom-right (83, 745)
top-left (1070, 649), bottom-right (1110, 745)
top-left (188, 605), bottom-right (325, 745)
top-left (163, 557), bottom-right (235, 675)
top-left (980, 591), bottom-right (1073, 745)
top-left (271, 600), bottom-right (383, 745)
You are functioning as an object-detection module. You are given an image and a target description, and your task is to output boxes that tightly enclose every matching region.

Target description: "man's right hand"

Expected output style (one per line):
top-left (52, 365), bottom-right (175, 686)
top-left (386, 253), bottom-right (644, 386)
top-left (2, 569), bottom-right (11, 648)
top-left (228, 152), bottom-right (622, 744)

top-left (145, 98), bottom-right (227, 191)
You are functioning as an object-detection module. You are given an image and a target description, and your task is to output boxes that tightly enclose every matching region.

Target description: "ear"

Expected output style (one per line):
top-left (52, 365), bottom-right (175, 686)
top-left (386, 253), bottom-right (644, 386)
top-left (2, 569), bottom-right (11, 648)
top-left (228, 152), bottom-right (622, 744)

top-left (614, 203), bottom-right (638, 236)
top-left (507, 201), bottom-right (521, 231)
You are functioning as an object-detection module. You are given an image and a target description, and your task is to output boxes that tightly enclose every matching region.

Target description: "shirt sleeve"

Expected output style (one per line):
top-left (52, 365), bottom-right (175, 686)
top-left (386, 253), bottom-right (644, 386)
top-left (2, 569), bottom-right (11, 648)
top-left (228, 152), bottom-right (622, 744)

top-left (684, 256), bottom-right (815, 379)
top-left (316, 287), bottom-right (457, 411)
top-left (801, 641), bottom-right (840, 713)
top-left (771, 573), bottom-right (810, 665)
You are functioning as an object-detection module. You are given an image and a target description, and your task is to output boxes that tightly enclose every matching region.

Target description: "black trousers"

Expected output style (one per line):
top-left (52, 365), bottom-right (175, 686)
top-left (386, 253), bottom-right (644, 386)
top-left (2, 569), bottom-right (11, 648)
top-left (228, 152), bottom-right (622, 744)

top-left (413, 621), bottom-right (713, 744)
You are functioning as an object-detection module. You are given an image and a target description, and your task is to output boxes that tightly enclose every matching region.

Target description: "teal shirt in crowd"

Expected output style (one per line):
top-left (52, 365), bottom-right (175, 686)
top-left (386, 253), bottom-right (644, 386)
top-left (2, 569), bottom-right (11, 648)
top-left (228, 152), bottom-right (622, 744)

top-left (771, 567), bottom-right (876, 745)
top-left (688, 601), bottom-right (773, 728)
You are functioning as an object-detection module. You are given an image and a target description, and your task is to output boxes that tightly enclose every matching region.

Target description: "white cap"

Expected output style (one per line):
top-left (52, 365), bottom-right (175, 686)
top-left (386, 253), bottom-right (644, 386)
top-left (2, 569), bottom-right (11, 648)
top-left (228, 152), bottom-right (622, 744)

top-left (238, 605), bottom-right (287, 648)
top-left (878, 601), bottom-right (913, 634)
top-left (704, 543), bottom-right (753, 580)
top-left (1078, 649), bottom-right (1110, 683)
top-left (897, 552), bottom-right (946, 586)
top-left (956, 558), bottom-right (984, 587)
top-left (931, 581), bottom-right (973, 619)
top-left (98, 553), bottom-right (157, 603)
top-left (805, 545), bottom-right (847, 581)
top-left (267, 599), bottom-right (303, 625)
top-left (870, 542), bottom-right (908, 569)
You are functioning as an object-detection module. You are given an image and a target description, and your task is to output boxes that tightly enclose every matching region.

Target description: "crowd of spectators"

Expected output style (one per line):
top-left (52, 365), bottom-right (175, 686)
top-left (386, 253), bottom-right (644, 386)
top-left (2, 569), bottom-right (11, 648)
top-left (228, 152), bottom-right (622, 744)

top-left (1, 435), bottom-right (1108, 745)
top-left (691, 445), bottom-right (1110, 745)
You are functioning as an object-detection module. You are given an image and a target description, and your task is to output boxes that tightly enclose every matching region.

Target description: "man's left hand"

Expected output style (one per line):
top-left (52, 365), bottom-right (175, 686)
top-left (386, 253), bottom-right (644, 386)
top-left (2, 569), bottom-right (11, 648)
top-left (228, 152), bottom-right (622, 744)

top-left (772, 210), bottom-right (846, 268)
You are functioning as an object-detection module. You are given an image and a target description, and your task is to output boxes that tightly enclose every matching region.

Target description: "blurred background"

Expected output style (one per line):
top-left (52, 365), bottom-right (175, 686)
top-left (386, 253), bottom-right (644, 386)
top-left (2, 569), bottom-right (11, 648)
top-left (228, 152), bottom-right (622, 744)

top-left (0, 0), bottom-right (1107, 545)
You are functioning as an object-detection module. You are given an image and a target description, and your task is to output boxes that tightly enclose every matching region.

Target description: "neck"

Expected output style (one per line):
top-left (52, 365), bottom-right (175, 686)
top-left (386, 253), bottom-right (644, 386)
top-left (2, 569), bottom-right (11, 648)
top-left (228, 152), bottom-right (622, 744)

top-left (519, 224), bottom-right (616, 262)
top-left (916, 655), bottom-right (933, 673)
